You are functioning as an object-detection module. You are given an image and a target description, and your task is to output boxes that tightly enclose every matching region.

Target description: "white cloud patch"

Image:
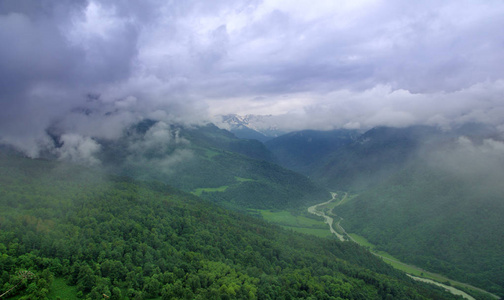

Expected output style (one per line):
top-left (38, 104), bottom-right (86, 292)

top-left (212, 80), bottom-right (504, 132)
top-left (128, 121), bottom-right (189, 156)
top-left (426, 136), bottom-right (504, 191)
top-left (125, 121), bottom-right (193, 175)
top-left (139, 149), bottom-right (195, 177)
top-left (56, 134), bottom-right (101, 166)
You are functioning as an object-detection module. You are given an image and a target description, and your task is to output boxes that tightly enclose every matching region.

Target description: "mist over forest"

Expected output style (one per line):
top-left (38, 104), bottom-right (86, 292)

top-left (2, 1), bottom-right (504, 299)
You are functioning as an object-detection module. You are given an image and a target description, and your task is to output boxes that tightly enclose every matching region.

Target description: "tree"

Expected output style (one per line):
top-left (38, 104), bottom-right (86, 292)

top-left (77, 264), bottom-right (95, 293)
top-left (0, 270), bottom-right (35, 298)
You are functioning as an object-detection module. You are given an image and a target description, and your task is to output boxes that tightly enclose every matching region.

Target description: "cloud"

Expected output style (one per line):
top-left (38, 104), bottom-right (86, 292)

top-left (1, 0), bottom-right (504, 157)
top-left (127, 121), bottom-right (189, 156)
top-left (425, 136), bottom-right (504, 193)
top-left (0, 0), bottom-right (140, 155)
top-left (130, 148), bottom-right (194, 178)
top-left (212, 81), bottom-right (504, 131)
top-left (55, 134), bottom-right (101, 166)
top-left (125, 121), bottom-right (193, 176)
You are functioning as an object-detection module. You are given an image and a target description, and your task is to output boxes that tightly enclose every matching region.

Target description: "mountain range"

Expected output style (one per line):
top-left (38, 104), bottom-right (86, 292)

top-left (218, 114), bottom-right (286, 142)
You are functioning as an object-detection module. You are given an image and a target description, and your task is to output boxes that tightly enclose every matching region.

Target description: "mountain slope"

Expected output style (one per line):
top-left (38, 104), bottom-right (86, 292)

top-left (310, 126), bottom-right (443, 191)
top-left (220, 114), bottom-right (271, 142)
top-left (264, 126), bottom-right (443, 191)
top-left (333, 136), bottom-right (504, 296)
top-left (93, 120), bottom-right (329, 210)
top-left (219, 114), bottom-right (286, 141)
top-left (265, 129), bottom-right (359, 174)
top-left (0, 153), bottom-right (460, 299)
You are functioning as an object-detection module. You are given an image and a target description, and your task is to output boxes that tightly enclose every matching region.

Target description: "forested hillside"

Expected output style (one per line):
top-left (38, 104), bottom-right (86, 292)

top-left (0, 153), bottom-right (461, 299)
top-left (51, 120), bottom-right (330, 210)
top-left (333, 137), bottom-right (504, 297)
top-left (265, 126), bottom-right (442, 191)
top-left (265, 129), bottom-right (359, 175)
top-left (309, 126), bottom-right (443, 191)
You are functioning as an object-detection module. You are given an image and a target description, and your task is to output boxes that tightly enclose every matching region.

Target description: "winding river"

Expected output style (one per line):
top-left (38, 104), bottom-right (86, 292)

top-left (307, 193), bottom-right (345, 241)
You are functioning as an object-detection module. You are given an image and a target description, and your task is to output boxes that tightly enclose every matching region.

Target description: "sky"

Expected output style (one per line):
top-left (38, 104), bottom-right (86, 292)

top-left (1, 0), bottom-right (504, 156)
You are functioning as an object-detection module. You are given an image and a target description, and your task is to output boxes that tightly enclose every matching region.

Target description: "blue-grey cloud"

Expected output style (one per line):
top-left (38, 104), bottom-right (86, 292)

top-left (1, 0), bottom-right (504, 156)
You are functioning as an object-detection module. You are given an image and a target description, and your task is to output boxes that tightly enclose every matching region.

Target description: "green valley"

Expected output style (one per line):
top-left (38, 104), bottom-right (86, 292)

top-left (266, 124), bottom-right (504, 298)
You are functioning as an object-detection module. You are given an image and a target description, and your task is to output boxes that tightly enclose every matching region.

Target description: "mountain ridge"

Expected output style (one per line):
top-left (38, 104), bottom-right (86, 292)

top-left (42, 119), bottom-right (329, 210)
top-left (218, 114), bottom-right (287, 141)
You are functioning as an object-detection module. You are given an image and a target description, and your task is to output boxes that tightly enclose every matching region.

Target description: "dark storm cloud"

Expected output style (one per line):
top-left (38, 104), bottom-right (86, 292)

top-left (0, 0), bottom-right (139, 93)
top-left (0, 0), bottom-right (143, 155)
top-left (1, 0), bottom-right (504, 156)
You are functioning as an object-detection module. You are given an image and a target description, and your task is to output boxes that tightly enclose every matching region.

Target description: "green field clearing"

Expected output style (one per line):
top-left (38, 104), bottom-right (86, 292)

top-left (317, 193), bottom-right (357, 214)
top-left (348, 233), bottom-right (375, 249)
top-left (258, 209), bottom-right (326, 229)
top-left (337, 193), bottom-right (357, 206)
top-left (381, 256), bottom-right (430, 276)
top-left (204, 149), bottom-right (221, 158)
top-left (192, 185), bottom-right (229, 196)
top-left (191, 177), bottom-right (255, 198)
top-left (47, 277), bottom-right (78, 299)
top-left (321, 194), bottom-right (343, 210)
top-left (235, 177), bottom-right (255, 182)
top-left (248, 208), bottom-right (332, 239)
top-left (375, 250), bottom-right (401, 261)
top-left (281, 226), bottom-right (334, 239)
